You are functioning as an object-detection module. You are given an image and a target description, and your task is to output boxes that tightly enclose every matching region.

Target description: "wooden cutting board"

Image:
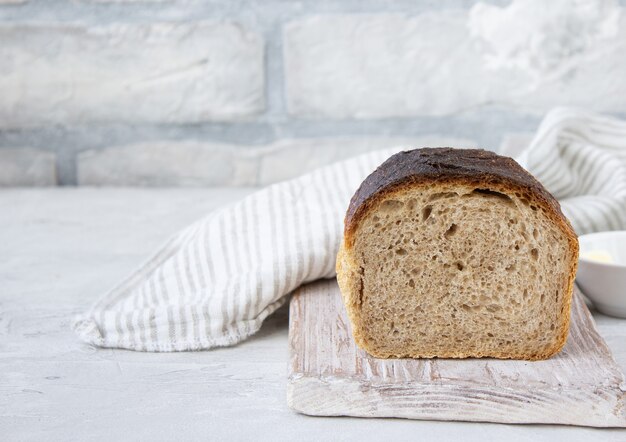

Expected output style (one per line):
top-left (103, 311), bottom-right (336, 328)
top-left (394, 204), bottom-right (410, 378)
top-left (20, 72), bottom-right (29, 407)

top-left (287, 279), bottom-right (626, 427)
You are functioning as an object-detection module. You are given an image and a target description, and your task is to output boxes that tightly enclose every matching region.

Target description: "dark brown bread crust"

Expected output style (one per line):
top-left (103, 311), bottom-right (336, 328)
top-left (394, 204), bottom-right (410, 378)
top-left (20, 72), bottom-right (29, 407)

top-left (344, 148), bottom-right (574, 245)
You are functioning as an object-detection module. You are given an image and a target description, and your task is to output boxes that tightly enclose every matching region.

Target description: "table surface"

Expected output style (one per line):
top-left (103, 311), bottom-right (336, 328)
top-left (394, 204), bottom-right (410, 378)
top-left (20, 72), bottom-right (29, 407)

top-left (2, 188), bottom-right (626, 442)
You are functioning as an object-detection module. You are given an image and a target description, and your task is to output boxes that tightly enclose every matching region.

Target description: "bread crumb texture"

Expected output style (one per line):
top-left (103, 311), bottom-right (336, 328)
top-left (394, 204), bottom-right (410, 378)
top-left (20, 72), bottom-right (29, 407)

top-left (337, 148), bottom-right (578, 361)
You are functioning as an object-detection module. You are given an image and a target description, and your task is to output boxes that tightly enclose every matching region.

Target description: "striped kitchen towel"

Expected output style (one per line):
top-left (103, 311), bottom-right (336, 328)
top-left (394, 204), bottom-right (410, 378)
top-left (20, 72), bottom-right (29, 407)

top-left (73, 108), bottom-right (626, 351)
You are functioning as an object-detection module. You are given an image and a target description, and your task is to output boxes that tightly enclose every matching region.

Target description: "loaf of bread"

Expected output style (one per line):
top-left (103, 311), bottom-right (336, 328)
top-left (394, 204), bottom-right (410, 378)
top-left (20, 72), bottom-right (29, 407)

top-left (336, 148), bottom-right (579, 360)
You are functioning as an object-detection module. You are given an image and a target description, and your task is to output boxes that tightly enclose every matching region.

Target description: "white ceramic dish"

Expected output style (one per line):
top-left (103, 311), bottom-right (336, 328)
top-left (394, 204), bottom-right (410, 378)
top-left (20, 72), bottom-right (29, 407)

top-left (576, 230), bottom-right (626, 318)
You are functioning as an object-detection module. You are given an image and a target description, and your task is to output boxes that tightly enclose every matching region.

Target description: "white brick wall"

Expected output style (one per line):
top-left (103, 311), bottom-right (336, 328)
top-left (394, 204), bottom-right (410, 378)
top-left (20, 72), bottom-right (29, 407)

top-left (1, 0), bottom-right (626, 186)
top-left (78, 142), bottom-right (259, 187)
top-left (90, 1), bottom-right (165, 3)
top-left (0, 22), bottom-right (264, 128)
top-left (77, 136), bottom-right (476, 186)
top-left (284, 8), bottom-right (626, 118)
top-left (285, 13), bottom-right (484, 118)
top-left (0, 148), bottom-right (57, 186)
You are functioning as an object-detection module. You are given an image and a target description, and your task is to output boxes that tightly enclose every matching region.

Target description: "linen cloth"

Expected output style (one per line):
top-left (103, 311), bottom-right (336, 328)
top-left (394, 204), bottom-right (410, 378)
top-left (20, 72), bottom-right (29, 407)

top-left (74, 108), bottom-right (626, 351)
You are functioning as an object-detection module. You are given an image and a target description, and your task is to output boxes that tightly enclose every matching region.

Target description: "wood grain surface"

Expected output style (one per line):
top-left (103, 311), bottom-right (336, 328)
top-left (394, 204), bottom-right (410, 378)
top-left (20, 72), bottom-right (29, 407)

top-left (288, 279), bottom-right (626, 427)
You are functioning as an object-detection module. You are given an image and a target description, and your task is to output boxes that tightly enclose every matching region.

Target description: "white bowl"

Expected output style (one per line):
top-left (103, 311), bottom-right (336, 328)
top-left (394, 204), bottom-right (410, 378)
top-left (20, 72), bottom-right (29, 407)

top-left (576, 230), bottom-right (626, 318)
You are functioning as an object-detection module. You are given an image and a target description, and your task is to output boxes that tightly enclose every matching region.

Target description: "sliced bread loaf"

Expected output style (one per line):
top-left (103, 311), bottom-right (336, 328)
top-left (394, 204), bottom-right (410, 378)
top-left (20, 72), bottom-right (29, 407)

top-left (336, 148), bottom-right (579, 360)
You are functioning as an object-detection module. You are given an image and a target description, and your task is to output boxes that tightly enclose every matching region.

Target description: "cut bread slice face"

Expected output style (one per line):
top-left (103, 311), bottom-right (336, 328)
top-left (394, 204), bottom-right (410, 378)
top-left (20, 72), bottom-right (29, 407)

top-left (337, 148), bottom-right (579, 360)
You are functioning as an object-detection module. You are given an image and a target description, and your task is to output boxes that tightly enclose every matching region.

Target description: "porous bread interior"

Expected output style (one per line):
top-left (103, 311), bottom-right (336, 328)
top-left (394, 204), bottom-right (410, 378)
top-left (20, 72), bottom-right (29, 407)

top-left (345, 183), bottom-right (574, 360)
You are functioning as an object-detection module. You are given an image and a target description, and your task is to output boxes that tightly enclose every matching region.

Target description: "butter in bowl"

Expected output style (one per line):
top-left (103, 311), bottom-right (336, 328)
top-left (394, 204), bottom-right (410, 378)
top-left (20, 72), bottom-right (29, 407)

top-left (577, 230), bottom-right (626, 318)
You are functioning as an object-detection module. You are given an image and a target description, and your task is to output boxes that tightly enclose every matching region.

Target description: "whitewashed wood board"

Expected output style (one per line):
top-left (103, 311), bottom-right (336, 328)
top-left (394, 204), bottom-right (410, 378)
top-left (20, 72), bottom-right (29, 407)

top-left (287, 279), bottom-right (626, 427)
